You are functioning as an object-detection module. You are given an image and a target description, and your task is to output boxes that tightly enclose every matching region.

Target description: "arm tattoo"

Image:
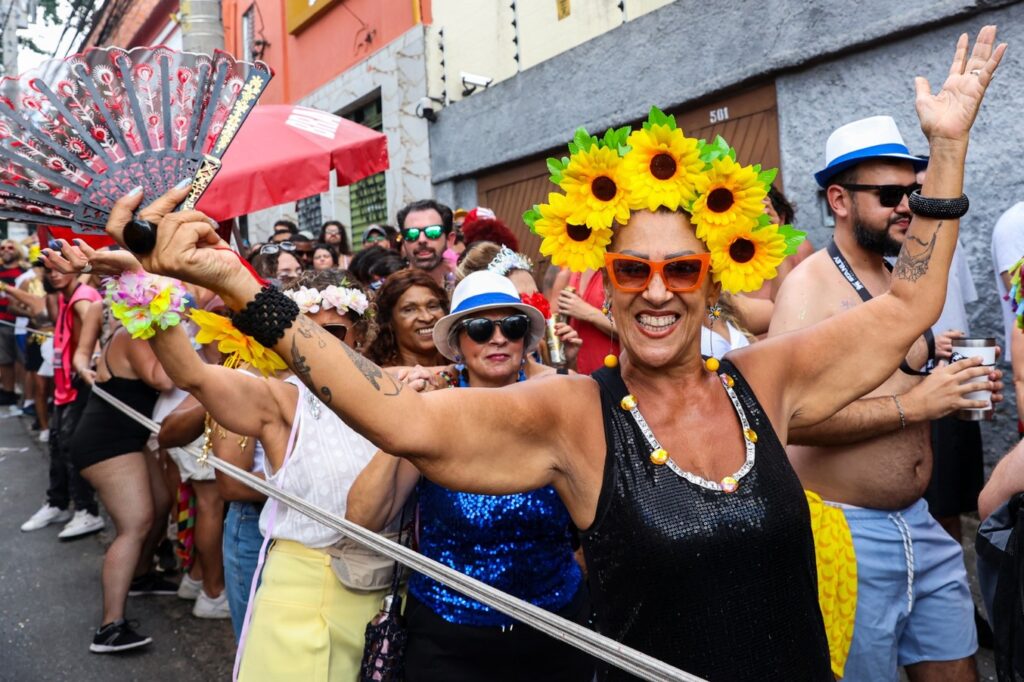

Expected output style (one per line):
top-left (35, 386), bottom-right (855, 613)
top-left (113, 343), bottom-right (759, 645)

top-left (342, 342), bottom-right (403, 396)
top-left (893, 221), bottom-right (942, 283)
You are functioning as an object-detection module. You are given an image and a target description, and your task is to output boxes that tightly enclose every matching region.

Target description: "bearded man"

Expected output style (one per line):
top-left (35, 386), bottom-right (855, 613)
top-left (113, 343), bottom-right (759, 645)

top-left (770, 116), bottom-right (999, 681)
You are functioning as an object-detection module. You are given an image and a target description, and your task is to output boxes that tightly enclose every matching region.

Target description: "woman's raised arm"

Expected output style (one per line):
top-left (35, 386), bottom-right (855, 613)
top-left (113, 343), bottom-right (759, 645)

top-left (746, 26), bottom-right (1006, 429)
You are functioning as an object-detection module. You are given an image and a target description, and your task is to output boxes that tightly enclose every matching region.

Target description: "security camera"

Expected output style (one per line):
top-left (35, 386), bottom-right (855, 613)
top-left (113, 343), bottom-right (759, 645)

top-left (416, 96), bottom-right (442, 122)
top-left (460, 72), bottom-right (493, 96)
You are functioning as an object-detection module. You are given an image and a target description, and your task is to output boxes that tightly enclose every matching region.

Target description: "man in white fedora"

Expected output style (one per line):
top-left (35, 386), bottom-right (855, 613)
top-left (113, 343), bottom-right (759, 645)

top-left (771, 115), bottom-right (999, 680)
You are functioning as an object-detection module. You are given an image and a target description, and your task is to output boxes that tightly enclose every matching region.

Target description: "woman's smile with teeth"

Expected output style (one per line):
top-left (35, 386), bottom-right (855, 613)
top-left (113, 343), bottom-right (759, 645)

top-left (416, 327), bottom-right (434, 337)
top-left (637, 313), bottom-right (679, 330)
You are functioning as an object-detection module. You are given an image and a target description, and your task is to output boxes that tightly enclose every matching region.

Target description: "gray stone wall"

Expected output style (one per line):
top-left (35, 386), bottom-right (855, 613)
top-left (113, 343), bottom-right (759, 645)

top-left (428, 0), bottom-right (1024, 465)
top-left (778, 3), bottom-right (1024, 464)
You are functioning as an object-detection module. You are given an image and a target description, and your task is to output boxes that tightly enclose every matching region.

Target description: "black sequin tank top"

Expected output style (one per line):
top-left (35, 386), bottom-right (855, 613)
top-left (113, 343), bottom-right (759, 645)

top-left (582, 361), bottom-right (831, 681)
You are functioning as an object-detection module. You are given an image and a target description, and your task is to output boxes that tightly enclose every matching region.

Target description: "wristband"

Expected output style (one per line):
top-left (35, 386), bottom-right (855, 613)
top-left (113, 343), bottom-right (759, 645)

top-left (104, 271), bottom-right (189, 339)
top-left (232, 286), bottom-right (300, 349)
top-left (907, 190), bottom-right (969, 219)
top-left (891, 394), bottom-right (907, 431)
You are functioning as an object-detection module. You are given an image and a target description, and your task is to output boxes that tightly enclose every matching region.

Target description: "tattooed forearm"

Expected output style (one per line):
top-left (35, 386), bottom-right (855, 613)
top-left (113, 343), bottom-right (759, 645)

top-left (893, 221), bottom-right (942, 283)
top-left (291, 336), bottom-right (312, 382)
top-left (342, 342), bottom-right (402, 396)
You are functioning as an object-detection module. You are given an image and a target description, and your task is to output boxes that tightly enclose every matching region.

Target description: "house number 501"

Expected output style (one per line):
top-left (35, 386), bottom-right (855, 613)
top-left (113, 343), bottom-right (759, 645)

top-left (709, 107), bottom-right (730, 124)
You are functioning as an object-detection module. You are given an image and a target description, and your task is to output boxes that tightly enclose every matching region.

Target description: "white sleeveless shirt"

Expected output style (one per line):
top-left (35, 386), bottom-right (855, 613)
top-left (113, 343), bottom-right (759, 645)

top-left (259, 376), bottom-right (378, 548)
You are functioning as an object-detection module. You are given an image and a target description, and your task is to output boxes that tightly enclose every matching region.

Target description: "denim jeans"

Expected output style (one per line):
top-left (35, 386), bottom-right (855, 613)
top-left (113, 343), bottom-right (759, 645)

top-left (223, 500), bottom-right (265, 641)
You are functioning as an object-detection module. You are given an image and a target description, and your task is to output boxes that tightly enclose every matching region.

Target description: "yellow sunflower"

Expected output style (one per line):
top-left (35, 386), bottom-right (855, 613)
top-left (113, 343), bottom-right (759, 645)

top-left (706, 221), bottom-right (788, 293)
top-left (558, 144), bottom-right (631, 230)
top-left (189, 309), bottom-right (287, 377)
top-left (621, 123), bottom-right (703, 212)
top-left (690, 156), bottom-right (769, 241)
top-left (534, 192), bottom-right (613, 272)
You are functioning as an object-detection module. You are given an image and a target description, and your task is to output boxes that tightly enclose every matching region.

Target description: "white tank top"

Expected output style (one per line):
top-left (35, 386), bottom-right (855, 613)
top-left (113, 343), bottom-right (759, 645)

top-left (259, 376), bottom-right (378, 548)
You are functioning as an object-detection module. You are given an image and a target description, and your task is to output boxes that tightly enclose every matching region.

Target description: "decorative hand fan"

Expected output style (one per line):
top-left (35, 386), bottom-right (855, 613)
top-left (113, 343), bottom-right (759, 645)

top-left (0, 46), bottom-right (271, 252)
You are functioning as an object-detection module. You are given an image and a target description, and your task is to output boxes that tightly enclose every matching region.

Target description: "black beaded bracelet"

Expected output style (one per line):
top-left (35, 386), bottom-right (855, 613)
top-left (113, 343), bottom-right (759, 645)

top-left (907, 190), bottom-right (969, 220)
top-left (232, 286), bottom-right (300, 349)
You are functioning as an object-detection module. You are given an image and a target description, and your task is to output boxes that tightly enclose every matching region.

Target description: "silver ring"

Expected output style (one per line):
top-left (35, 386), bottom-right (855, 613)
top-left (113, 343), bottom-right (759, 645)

top-left (81, 261), bottom-right (93, 274)
top-left (970, 69), bottom-right (982, 76)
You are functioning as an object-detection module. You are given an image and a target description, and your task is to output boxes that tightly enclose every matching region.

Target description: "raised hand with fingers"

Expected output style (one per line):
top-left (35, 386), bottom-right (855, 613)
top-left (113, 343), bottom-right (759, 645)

top-left (915, 25), bottom-right (1007, 144)
top-left (105, 184), bottom-right (260, 308)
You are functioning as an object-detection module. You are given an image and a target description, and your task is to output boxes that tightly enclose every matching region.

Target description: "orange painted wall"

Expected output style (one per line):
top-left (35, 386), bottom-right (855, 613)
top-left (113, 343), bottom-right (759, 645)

top-left (224, 0), bottom-right (431, 105)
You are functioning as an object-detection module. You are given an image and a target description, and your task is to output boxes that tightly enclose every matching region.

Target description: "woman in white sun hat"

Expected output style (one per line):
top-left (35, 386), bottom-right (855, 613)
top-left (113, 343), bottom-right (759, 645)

top-left (347, 270), bottom-right (593, 681)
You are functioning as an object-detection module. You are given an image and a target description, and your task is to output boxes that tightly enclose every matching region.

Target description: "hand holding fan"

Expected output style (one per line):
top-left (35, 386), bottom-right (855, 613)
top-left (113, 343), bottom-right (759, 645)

top-left (0, 46), bottom-right (271, 252)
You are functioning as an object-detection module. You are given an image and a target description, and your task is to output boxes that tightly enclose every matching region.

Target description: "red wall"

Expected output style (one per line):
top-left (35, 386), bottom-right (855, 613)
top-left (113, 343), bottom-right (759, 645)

top-left (224, 0), bottom-right (430, 105)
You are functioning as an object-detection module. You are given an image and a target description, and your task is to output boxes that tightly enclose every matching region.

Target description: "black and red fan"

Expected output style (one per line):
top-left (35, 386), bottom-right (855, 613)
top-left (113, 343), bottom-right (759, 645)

top-left (0, 46), bottom-right (271, 250)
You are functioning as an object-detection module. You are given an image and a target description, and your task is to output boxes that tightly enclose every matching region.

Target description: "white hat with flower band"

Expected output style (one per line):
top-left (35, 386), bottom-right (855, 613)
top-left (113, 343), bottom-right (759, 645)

top-left (523, 107), bottom-right (806, 294)
top-left (433, 271), bottom-right (546, 361)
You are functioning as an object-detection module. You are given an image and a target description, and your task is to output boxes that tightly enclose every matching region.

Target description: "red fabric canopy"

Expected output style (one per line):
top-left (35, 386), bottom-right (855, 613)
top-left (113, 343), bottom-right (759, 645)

top-left (195, 104), bottom-right (390, 221)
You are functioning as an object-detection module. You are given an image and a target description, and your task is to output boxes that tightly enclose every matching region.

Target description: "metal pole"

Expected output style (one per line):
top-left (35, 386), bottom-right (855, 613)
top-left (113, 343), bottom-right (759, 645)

top-left (179, 0), bottom-right (224, 55)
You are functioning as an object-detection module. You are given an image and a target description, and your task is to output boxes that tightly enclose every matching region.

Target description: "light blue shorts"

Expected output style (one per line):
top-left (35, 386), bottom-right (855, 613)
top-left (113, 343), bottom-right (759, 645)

top-left (840, 498), bottom-right (977, 681)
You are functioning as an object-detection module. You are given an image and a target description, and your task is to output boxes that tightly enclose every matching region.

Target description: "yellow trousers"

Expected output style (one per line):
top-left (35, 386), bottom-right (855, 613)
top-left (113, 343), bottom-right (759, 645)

top-left (238, 539), bottom-right (387, 682)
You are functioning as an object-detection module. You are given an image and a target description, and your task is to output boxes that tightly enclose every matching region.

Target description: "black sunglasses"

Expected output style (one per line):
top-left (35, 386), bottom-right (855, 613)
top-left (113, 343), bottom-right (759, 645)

top-left (459, 314), bottom-right (530, 344)
top-left (259, 242), bottom-right (296, 255)
top-left (839, 183), bottom-right (921, 208)
top-left (323, 323), bottom-right (348, 343)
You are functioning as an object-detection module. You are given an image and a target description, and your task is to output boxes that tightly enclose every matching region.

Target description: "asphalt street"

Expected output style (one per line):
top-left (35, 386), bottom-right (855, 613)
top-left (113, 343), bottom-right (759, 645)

top-left (0, 412), bottom-right (234, 682)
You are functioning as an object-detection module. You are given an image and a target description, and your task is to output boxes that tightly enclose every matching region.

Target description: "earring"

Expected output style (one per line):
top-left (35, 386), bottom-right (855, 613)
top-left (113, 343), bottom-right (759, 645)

top-left (703, 304), bottom-right (722, 372)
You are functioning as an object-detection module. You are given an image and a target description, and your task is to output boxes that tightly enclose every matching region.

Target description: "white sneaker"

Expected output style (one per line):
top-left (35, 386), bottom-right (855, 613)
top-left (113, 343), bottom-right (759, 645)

top-left (177, 573), bottom-right (203, 600)
top-left (37, 429), bottom-right (49, 443)
top-left (20, 504), bottom-right (72, 532)
top-left (192, 589), bottom-right (231, 619)
top-left (57, 509), bottom-right (105, 539)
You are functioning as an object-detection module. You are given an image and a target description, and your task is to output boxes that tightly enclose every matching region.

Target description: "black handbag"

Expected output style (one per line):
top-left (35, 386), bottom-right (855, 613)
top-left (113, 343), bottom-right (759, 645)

top-left (358, 503), bottom-right (412, 681)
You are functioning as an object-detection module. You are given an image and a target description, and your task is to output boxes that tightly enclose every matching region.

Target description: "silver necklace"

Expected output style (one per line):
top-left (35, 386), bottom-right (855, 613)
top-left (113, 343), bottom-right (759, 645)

top-left (619, 371), bottom-right (757, 493)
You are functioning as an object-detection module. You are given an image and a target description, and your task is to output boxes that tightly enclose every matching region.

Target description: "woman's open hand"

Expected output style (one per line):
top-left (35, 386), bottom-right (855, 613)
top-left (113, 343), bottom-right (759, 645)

top-left (915, 25), bottom-right (1006, 145)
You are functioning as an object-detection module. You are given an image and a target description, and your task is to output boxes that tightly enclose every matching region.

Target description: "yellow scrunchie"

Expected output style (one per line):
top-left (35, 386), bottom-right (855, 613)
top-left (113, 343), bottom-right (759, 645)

top-left (805, 490), bottom-right (857, 679)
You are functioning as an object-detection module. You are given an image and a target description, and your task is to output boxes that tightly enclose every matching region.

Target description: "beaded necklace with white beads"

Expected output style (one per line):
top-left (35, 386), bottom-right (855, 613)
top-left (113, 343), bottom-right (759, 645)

top-left (618, 371), bottom-right (757, 494)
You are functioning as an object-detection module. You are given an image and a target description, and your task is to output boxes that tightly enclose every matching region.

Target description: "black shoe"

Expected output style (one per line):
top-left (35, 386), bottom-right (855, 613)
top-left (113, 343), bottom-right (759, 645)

top-left (89, 619), bottom-right (152, 653)
top-left (128, 572), bottom-right (179, 596)
top-left (0, 390), bottom-right (16, 406)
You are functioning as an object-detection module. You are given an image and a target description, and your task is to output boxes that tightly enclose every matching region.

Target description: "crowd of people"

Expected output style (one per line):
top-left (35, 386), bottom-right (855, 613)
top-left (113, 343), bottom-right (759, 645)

top-left (4, 24), bottom-right (1022, 682)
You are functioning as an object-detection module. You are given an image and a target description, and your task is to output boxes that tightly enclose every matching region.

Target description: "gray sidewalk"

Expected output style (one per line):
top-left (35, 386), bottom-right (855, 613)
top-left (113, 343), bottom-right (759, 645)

top-left (0, 411), bottom-right (234, 681)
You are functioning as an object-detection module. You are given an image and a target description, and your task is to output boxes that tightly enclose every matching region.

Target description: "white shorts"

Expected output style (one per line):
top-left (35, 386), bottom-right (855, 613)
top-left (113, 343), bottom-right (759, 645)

top-left (38, 338), bottom-right (54, 378)
top-left (167, 436), bottom-right (216, 482)
top-left (146, 387), bottom-right (189, 453)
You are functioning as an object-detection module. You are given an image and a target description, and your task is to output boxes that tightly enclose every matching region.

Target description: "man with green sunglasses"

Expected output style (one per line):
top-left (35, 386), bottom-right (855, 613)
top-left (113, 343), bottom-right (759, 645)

top-left (396, 199), bottom-right (456, 287)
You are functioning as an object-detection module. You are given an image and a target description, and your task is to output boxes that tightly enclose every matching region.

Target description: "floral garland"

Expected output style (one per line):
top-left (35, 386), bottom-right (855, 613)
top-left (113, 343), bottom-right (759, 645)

top-left (487, 245), bottom-right (534, 277)
top-left (104, 271), bottom-right (189, 339)
top-left (283, 285), bottom-right (370, 317)
top-left (189, 308), bottom-right (287, 377)
top-left (523, 106), bottom-right (805, 293)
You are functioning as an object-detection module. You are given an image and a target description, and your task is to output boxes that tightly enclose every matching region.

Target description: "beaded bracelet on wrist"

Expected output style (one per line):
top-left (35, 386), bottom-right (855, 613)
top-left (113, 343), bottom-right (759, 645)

top-left (231, 286), bottom-right (300, 349)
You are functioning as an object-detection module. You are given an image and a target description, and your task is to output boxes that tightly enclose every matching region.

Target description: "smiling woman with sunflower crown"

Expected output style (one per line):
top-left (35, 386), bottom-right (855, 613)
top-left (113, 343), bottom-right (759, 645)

top-left (99, 27), bottom-right (1003, 682)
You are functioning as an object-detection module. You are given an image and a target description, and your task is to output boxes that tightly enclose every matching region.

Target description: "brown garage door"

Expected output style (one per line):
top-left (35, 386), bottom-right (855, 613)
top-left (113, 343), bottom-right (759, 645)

top-left (476, 82), bottom-right (780, 281)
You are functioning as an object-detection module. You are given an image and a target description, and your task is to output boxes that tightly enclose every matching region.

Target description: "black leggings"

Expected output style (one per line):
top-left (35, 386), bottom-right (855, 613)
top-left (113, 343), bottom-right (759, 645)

top-left (403, 587), bottom-right (594, 682)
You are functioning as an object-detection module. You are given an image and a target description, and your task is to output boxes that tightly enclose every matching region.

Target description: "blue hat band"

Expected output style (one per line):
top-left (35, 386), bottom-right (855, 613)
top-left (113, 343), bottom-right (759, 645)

top-left (825, 142), bottom-right (911, 170)
top-left (452, 291), bottom-right (523, 315)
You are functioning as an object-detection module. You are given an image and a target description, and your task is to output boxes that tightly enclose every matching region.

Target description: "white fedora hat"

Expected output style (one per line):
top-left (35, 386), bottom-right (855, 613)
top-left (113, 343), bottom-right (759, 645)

top-left (433, 271), bottom-right (546, 361)
top-left (814, 115), bottom-right (926, 188)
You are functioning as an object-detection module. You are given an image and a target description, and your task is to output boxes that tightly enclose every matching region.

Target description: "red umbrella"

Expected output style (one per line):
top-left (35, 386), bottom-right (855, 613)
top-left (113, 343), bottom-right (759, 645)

top-left (195, 104), bottom-right (390, 221)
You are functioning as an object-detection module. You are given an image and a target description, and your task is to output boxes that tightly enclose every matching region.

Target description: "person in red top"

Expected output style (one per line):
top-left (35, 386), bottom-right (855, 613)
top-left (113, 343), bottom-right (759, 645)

top-left (0, 239), bottom-right (26, 406)
top-left (21, 264), bottom-right (104, 538)
top-left (554, 269), bottom-right (619, 375)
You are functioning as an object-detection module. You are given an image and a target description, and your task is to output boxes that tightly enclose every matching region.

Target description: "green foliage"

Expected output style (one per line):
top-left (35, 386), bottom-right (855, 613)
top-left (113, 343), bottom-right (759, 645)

top-left (601, 126), bottom-right (630, 155)
top-left (546, 156), bottom-right (568, 185)
top-left (566, 127), bottom-right (597, 155)
top-left (774, 224), bottom-right (806, 256)
top-left (523, 205), bottom-right (542, 234)
top-left (643, 106), bottom-right (676, 131)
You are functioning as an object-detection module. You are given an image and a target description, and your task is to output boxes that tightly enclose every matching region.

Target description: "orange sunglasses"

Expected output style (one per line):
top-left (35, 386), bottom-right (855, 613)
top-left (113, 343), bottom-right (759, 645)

top-left (604, 252), bottom-right (711, 293)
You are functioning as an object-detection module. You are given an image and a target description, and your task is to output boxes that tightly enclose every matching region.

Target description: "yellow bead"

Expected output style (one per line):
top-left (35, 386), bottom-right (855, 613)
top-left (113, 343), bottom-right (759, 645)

top-left (721, 476), bottom-right (739, 493)
top-left (723, 374), bottom-right (735, 388)
top-left (604, 353), bottom-right (618, 368)
top-left (620, 394), bottom-right (637, 411)
top-left (649, 448), bottom-right (669, 465)
top-left (704, 357), bottom-right (720, 372)
top-left (744, 428), bottom-right (758, 443)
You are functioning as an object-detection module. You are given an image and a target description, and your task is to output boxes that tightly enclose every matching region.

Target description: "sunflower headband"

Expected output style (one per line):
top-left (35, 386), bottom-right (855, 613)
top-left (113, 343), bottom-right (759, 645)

top-left (523, 106), bottom-right (805, 293)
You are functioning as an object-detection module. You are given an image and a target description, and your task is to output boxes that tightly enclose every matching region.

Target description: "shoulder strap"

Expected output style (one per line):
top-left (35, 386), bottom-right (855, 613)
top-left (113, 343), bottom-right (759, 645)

top-left (827, 240), bottom-right (934, 374)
